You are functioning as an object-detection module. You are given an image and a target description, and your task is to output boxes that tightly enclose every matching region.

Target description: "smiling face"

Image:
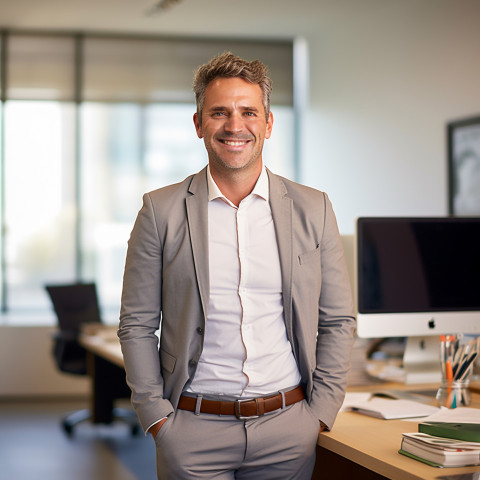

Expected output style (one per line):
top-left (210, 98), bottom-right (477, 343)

top-left (193, 77), bottom-right (273, 179)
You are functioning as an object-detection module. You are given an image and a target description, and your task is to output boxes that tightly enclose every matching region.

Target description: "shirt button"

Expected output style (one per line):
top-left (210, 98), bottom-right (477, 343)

top-left (189, 359), bottom-right (197, 367)
top-left (196, 327), bottom-right (204, 335)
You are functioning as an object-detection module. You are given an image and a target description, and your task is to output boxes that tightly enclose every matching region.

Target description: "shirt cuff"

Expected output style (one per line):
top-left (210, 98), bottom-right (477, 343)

top-left (145, 415), bottom-right (169, 436)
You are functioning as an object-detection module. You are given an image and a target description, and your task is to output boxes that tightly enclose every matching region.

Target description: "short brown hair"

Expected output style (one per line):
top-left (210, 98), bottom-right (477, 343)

top-left (193, 52), bottom-right (272, 121)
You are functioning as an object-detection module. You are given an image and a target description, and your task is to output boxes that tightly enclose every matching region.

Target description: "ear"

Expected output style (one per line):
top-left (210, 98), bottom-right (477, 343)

top-left (193, 112), bottom-right (203, 138)
top-left (265, 111), bottom-right (274, 140)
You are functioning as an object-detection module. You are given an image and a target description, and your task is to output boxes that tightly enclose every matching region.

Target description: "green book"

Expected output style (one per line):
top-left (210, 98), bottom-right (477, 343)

top-left (418, 422), bottom-right (480, 443)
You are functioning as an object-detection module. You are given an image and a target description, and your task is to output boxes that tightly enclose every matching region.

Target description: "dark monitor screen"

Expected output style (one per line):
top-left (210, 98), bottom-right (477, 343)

top-left (357, 217), bottom-right (480, 314)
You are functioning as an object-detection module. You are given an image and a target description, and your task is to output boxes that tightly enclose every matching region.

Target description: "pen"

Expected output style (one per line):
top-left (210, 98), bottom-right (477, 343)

top-left (452, 344), bottom-right (466, 378)
top-left (446, 357), bottom-right (454, 408)
top-left (457, 352), bottom-right (478, 381)
top-left (440, 335), bottom-right (446, 379)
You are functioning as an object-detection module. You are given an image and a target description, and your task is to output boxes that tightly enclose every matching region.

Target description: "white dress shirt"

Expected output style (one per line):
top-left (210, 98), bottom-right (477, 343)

top-left (187, 166), bottom-right (301, 396)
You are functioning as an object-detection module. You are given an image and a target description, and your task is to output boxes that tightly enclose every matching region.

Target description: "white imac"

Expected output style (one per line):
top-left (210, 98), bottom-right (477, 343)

top-left (355, 217), bottom-right (480, 384)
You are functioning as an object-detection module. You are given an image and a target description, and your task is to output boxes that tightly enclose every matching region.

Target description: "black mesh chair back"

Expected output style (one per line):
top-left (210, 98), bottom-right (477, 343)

top-left (46, 283), bottom-right (101, 335)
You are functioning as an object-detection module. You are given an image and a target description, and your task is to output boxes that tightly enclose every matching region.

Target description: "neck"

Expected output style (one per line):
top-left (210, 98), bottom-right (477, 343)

top-left (210, 164), bottom-right (262, 207)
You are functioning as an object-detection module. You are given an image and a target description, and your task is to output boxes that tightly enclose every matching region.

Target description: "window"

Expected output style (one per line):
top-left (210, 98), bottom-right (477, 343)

top-left (4, 101), bottom-right (76, 312)
top-left (0, 32), bottom-right (296, 324)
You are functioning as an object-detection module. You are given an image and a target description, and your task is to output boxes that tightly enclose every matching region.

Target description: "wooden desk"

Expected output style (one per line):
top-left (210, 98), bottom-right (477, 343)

top-left (79, 326), bottom-right (137, 430)
top-left (314, 386), bottom-right (480, 480)
top-left (80, 325), bottom-right (124, 368)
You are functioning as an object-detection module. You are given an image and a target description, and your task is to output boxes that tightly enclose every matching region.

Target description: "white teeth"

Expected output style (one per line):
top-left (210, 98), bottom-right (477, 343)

top-left (224, 140), bottom-right (246, 146)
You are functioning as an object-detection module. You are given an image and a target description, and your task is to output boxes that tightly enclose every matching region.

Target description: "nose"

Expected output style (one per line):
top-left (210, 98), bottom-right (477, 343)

top-left (224, 112), bottom-right (243, 133)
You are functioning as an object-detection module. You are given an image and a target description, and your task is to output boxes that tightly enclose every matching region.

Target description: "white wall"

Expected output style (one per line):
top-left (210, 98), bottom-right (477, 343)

top-left (298, 0), bottom-right (480, 233)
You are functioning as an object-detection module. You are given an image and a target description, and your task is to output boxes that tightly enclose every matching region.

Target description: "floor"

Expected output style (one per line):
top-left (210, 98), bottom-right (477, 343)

top-left (0, 398), bottom-right (156, 480)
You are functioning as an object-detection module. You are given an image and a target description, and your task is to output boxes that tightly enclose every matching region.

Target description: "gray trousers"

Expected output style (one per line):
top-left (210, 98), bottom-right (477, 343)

top-left (154, 399), bottom-right (319, 479)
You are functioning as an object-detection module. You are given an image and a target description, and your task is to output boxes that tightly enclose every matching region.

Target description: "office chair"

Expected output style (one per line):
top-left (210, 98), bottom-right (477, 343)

top-left (46, 283), bottom-right (139, 436)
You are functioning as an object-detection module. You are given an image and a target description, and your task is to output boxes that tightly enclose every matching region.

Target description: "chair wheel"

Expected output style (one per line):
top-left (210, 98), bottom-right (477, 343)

top-left (62, 421), bottom-right (74, 437)
top-left (131, 423), bottom-right (140, 436)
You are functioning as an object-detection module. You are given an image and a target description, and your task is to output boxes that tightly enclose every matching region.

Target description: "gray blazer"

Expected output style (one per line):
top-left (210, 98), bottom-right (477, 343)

top-left (118, 167), bottom-right (355, 432)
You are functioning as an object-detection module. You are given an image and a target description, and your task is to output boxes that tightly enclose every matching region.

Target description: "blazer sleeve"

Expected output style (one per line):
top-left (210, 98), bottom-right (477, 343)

top-left (118, 192), bottom-right (174, 433)
top-left (310, 193), bottom-right (356, 429)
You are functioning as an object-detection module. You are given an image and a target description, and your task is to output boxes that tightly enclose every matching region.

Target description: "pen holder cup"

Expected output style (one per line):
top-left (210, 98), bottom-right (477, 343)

top-left (435, 379), bottom-right (471, 408)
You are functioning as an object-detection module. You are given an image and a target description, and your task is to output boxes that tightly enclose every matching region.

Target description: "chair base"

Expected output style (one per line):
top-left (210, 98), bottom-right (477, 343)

top-left (62, 407), bottom-right (140, 437)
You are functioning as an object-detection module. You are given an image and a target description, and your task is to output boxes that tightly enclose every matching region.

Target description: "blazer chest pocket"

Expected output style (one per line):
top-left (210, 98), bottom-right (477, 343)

top-left (298, 244), bottom-right (320, 265)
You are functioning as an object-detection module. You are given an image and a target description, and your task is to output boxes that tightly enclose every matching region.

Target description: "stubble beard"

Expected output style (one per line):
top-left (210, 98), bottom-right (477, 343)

top-left (206, 135), bottom-right (263, 177)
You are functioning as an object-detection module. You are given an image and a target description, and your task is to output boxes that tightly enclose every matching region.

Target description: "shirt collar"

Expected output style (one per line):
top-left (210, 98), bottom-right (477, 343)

top-left (207, 165), bottom-right (269, 203)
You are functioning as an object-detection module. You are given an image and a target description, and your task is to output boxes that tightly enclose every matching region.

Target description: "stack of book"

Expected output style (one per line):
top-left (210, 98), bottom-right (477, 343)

top-left (399, 422), bottom-right (480, 467)
top-left (399, 432), bottom-right (480, 467)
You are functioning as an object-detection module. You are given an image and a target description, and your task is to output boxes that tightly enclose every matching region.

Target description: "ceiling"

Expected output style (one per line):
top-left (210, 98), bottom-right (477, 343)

top-left (0, 0), bottom-right (325, 40)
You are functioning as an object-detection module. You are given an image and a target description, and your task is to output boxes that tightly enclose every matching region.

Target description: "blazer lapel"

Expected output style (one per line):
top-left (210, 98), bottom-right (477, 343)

top-left (186, 168), bottom-right (210, 319)
top-left (267, 170), bottom-right (296, 356)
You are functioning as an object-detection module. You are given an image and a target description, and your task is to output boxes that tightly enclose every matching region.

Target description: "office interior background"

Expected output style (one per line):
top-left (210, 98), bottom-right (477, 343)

top-left (0, 0), bottom-right (479, 398)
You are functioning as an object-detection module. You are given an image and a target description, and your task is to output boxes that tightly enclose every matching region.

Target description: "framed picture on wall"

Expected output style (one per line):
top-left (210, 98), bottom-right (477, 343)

top-left (448, 115), bottom-right (480, 215)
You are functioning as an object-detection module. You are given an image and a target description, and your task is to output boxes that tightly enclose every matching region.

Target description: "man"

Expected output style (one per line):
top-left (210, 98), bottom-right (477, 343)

top-left (118, 52), bottom-right (355, 480)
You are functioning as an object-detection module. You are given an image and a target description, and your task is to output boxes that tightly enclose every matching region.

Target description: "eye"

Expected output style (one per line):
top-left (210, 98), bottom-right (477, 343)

top-left (244, 111), bottom-right (256, 117)
top-left (212, 111), bottom-right (226, 117)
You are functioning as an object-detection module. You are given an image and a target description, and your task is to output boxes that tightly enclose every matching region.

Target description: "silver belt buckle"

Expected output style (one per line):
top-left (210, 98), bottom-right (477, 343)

top-left (235, 398), bottom-right (259, 420)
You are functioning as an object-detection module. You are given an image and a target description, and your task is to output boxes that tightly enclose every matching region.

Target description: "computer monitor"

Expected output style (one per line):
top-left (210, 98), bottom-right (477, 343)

top-left (355, 217), bottom-right (480, 384)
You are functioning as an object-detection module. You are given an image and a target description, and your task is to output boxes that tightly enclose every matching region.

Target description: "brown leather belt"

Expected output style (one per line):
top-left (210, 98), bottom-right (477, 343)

top-left (177, 386), bottom-right (304, 419)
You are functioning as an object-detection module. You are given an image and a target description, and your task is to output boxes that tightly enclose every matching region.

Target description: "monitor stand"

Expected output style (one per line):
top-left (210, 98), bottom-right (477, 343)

top-left (403, 336), bottom-right (442, 384)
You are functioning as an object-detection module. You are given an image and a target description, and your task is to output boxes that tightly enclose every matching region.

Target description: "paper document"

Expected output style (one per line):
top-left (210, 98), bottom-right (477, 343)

top-left (347, 397), bottom-right (440, 419)
top-left (419, 407), bottom-right (480, 424)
